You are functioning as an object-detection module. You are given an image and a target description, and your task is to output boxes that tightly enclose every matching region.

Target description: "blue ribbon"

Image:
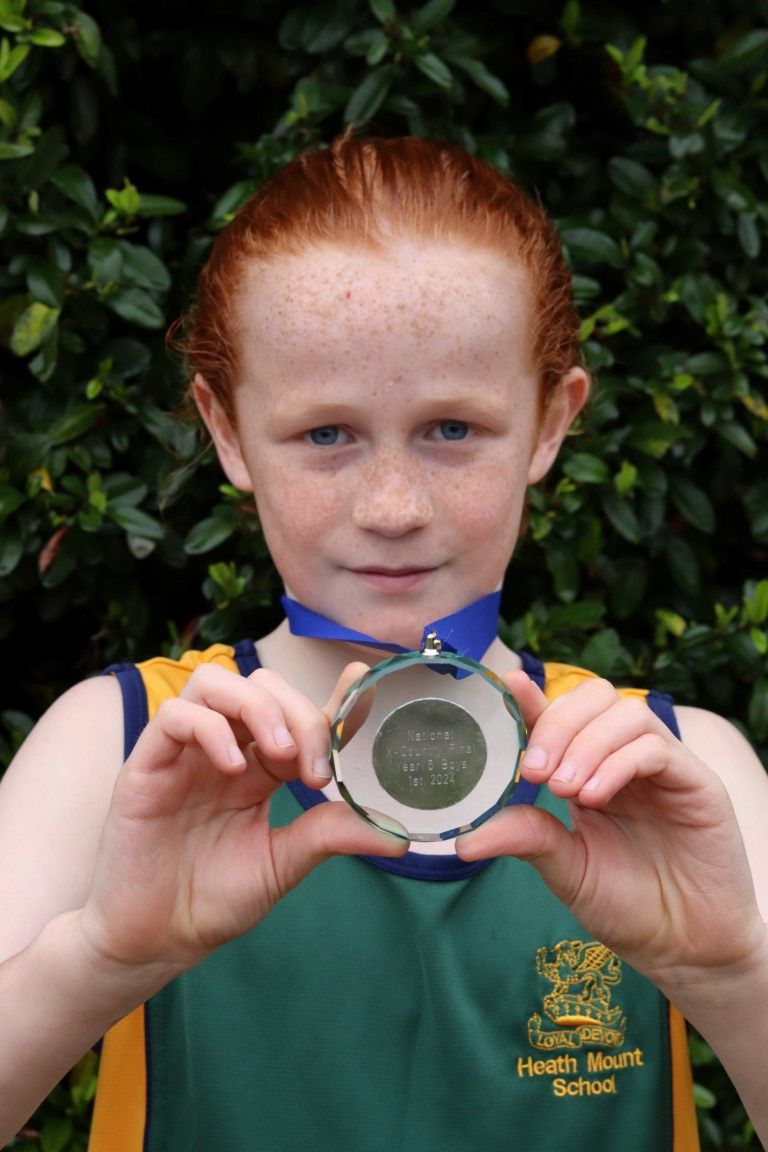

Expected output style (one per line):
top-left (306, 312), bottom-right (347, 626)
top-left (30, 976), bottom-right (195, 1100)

top-left (280, 590), bottom-right (502, 680)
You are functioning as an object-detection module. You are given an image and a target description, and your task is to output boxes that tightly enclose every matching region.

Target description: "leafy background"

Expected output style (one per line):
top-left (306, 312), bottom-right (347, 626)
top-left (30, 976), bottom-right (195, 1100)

top-left (1, 0), bottom-right (766, 1148)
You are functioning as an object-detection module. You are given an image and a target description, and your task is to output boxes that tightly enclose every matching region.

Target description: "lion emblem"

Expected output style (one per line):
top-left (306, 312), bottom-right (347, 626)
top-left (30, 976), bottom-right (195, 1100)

top-left (528, 939), bottom-right (626, 1050)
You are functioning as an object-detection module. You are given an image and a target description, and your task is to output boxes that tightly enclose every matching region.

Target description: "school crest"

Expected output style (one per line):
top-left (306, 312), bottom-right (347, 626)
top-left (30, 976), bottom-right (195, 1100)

top-left (527, 939), bottom-right (626, 1051)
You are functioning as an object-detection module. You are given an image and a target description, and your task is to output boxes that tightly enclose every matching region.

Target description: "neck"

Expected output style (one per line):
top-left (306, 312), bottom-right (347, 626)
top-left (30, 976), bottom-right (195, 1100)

top-left (255, 620), bottom-right (519, 708)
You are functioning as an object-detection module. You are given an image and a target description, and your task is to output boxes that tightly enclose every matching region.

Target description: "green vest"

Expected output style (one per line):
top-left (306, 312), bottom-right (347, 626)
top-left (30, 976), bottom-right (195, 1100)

top-left (90, 642), bottom-right (699, 1152)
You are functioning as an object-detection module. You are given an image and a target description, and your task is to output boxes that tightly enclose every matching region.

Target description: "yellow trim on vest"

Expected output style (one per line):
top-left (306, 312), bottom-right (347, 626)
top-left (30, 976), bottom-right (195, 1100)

top-left (669, 1005), bottom-right (700, 1151)
top-left (138, 643), bottom-right (241, 716)
top-left (542, 661), bottom-right (649, 704)
top-left (88, 1006), bottom-right (148, 1152)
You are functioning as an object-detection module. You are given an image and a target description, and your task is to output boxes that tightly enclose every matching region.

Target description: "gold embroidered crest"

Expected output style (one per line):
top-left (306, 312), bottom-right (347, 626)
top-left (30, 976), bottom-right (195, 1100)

top-left (528, 940), bottom-right (626, 1051)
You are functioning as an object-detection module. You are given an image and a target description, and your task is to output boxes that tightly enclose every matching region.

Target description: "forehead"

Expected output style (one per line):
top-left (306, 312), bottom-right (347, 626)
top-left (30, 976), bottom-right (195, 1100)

top-left (233, 240), bottom-right (534, 389)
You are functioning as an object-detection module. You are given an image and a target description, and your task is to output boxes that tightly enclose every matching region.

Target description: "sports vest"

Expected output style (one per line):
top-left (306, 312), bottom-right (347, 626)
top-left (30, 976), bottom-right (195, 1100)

top-left (90, 641), bottom-right (699, 1152)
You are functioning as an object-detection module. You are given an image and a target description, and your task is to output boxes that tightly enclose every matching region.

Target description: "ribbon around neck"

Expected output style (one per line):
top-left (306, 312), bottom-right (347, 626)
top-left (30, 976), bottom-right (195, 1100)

top-left (280, 590), bottom-right (502, 680)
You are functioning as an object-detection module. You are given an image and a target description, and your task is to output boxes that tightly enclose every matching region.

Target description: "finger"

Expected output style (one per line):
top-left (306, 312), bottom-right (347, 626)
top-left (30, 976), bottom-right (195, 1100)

top-left (269, 797), bottom-right (409, 895)
top-left (322, 662), bottom-right (374, 733)
top-left (182, 664), bottom-right (302, 761)
top-left (182, 664), bottom-right (330, 784)
top-left (245, 667), bottom-right (338, 786)
top-left (456, 804), bottom-right (587, 910)
top-left (513, 677), bottom-right (620, 786)
top-left (501, 668), bottom-right (550, 729)
top-left (122, 698), bottom-right (248, 818)
top-left (548, 700), bottom-right (674, 802)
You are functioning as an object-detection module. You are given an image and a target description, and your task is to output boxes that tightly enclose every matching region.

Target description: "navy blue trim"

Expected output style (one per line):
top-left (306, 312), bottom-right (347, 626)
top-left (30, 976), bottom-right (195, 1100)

top-left (646, 689), bottom-right (681, 739)
top-left (232, 637), bottom-right (260, 677)
top-left (519, 650), bottom-right (546, 691)
top-left (103, 662), bottom-right (149, 760)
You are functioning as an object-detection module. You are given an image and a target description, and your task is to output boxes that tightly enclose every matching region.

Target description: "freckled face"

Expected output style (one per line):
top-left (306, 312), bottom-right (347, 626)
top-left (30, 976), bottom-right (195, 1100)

top-left (217, 241), bottom-right (568, 649)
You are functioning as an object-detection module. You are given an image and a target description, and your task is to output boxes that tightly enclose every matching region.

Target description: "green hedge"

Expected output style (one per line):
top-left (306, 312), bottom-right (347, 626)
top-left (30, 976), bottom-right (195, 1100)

top-left (1, 1), bottom-right (766, 1148)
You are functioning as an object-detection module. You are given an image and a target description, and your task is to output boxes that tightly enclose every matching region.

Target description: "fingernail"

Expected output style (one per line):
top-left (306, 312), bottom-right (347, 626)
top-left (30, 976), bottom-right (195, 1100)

top-left (363, 808), bottom-right (410, 845)
top-left (523, 744), bottom-right (548, 771)
top-left (552, 761), bottom-right (576, 783)
top-left (313, 755), bottom-right (332, 780)
top-left (274, 726), bottom-right (295, 748)
top-left (228, 743), bottom-right (246, 766)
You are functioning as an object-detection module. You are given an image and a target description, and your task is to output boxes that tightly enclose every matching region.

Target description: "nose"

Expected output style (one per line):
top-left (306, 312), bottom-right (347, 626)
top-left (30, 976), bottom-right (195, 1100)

top-left (352, 452), bottom-right (433, 537)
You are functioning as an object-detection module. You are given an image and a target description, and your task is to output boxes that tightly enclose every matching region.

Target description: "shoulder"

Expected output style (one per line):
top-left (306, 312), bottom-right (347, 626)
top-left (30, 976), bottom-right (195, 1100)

top-left (676, 705), bottom-right (764, 773)
top-left (0, 676), bottom-right (126, 958)
top-left (0, 673), bottom-right (126, 810)
top-left (675, 704), bottom-right (767, 793)
top-left (677, 705), bottom-right (768, 918)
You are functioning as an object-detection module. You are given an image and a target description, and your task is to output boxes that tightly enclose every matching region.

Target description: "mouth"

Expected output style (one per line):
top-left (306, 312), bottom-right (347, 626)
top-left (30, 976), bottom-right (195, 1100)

top-left (347, 566), bottom-right (438, 592)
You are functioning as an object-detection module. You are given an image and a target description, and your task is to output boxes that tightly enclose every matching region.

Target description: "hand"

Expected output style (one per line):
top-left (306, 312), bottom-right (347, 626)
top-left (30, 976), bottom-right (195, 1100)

top-left (78, 662), bottom-right (405, 980)
top-left (456, 671), bottom-right (764, 995)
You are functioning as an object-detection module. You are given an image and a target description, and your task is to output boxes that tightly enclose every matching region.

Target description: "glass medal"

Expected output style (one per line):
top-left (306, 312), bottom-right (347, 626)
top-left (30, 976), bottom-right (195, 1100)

top-left (328, 633), bottom-right (526, 842)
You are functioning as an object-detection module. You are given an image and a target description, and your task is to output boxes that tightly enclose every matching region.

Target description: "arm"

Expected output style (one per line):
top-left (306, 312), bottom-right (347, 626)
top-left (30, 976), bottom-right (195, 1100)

top-left (0, 663), bottom-right (404, 1142)
top-left (456, 671), bottom-right (768, 1147)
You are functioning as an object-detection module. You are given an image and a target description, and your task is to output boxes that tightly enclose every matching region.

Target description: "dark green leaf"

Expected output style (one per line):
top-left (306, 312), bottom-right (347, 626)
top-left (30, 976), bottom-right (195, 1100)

top-left (562, 452), bottom-right (610, 483)
top-left (410, 0), bottom-right (455, 35)
top-left (748, 677), bottom-right (768, 742)
top-left (118, 243), bottom-right (171, 292)
top-left (88, 237), bottom-right (123, 286)
top-left (669, 476), bottom-right (715, 534)
top-left (108, 287), bottom-right (165, 329)
top-left (209, 181), bottom-right (258, 227)
top-left (737, 213), bottom-right (761, 258)
top-left (719, 28), bottom-right (768, 70)
top-left (414, 52), bottom-right (453, 89)
top-left (137, 193), bottom-right (187, 217)
top-left (664, 536), bottom-right (701, 596)
top-left (607, 157), bottom-right (655, 198)
top-left (0, 140), bottom-right (34, 159)
top-left (601, 492), bottom-right (642, 543)
top-left (718, 421), bottom-right (757, 458)
top-left (48, 404), bottom-right (104, 446)
top-left (108, 503), bottom-right (166, 540)
top-left (369, 0), bottom-right (397, 23)
top-left (560, 228), bottom-right (624, 268)
top-left (580, 629), bottom-right (623, 677)
top-left (72, 9), bottom-right (103, 67)
top-left (0, 531), bottom-right (22, 577)
top-left (184, 507), bottom-right (239, 554)
top-left (449, 55), bottom-right (509, 105)
top-left (545, 542), bottom-right (579, 602)
top-left (40, 1113), bottom-right (73, 1152)
top-left (26, 261), bottom-right (65, 308)
top-left (344, 66), bottom-right (395, 124)
top-left (296, 2), bottom-right (356, 53)
top-left (51, 163), bottom-right (100, 218)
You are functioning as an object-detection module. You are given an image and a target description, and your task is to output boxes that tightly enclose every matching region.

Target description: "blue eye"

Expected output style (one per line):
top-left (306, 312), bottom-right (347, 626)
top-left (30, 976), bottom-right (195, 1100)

top-left (436, 420), bottom-right (470, 441)
top-left (308, 426), bottom-right (341, 446)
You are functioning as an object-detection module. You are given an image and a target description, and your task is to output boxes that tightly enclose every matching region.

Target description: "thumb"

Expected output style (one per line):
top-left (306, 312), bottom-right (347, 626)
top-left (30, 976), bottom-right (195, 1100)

top-left (322, 661), bottom-right (377, 748)
top-left (456, 803), bottom-right (587, 910)
top-left (269, 799), bottom-right (409, 895)
top-left (501, 668), bottom-right (551, 732)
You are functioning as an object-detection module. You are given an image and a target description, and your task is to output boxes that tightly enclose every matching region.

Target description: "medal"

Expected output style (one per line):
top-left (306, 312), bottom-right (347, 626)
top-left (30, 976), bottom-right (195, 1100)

top-left (329, 632), bottom-right (526, 841)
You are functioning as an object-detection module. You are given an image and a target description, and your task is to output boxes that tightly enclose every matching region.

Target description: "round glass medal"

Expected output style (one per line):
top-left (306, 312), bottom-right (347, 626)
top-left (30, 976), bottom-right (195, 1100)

top-left (328, 633), bottom-right (526, 842)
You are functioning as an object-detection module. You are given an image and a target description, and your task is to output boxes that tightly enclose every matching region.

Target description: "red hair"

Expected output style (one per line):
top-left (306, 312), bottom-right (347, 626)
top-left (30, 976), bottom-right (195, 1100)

top-left (179, 134), bottom-right (582, 419)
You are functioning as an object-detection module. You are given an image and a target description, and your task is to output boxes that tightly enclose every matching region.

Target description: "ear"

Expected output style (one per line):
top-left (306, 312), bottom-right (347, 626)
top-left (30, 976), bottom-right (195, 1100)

top-left (527, 367), bottom-right (590, 485)
top-left (192, 373), bottom-right (254, 493)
